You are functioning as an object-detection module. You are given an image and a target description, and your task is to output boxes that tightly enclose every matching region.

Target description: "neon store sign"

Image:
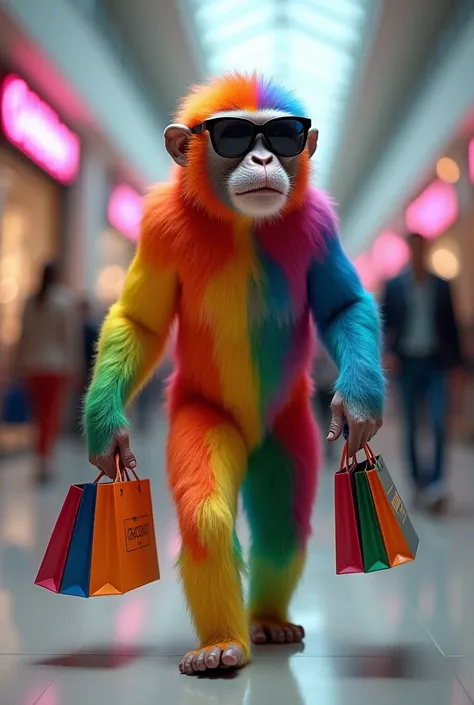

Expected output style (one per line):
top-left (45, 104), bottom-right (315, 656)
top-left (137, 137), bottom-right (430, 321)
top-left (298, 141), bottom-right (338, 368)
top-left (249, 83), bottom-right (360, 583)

top-left (107, 184), bottom-right (143, 241)
top-left (1, 73), bottom-right (80, 185)
top-left (405, 179), bottom-right (458, 239)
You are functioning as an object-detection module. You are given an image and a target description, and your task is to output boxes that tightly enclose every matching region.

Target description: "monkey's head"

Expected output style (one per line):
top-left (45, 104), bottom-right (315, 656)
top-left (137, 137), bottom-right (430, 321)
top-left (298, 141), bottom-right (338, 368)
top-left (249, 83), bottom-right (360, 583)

top-left (164, 74), bottom-right (318, 221)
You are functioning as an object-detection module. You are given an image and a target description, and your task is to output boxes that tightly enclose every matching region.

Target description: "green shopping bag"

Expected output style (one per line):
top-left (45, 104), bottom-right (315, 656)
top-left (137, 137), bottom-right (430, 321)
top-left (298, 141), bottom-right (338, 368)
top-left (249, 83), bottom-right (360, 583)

top-left (352, 465), bottom-right (390, 573)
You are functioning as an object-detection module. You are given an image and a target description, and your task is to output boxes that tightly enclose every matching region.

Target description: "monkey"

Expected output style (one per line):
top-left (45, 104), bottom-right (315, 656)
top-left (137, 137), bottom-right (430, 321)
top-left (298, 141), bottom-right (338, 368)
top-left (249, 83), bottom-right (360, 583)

top-left (84, 73), bottom-right (385, 676)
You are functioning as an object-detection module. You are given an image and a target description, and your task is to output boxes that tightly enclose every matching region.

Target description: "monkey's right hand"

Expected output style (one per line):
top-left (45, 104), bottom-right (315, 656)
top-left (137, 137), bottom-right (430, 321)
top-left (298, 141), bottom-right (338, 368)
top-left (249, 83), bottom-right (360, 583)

top-left (89, 432), bottom-right (137, 480)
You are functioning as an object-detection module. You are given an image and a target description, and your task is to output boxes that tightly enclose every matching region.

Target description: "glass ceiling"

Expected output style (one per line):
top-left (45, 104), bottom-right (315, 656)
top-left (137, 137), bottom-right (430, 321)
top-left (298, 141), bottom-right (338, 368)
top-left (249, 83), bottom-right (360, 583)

top-left (186, 0), bottom-right (371, 189)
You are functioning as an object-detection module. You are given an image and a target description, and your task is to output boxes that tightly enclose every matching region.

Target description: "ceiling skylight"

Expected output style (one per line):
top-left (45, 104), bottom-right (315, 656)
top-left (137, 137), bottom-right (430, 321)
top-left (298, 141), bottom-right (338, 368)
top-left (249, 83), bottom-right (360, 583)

top-left (186, 0), bottom-right (372, 189)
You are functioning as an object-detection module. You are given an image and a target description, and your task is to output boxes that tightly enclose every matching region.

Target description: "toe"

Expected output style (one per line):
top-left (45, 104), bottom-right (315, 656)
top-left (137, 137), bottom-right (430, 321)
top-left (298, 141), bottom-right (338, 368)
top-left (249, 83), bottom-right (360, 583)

top-left (251, 624), bottom-right (267, 644)
top-left (204, 646), bottom-right (222, 669)
top-left (179, 659), bottom-right (185, 674)
top-left (183, 653), bottom-right (195, 675)
top-left (195, 650), bottom-right (207, 672)
top-left (283, 626), bottom-right (294, 643)
top-left (269, 626), bottom-right (285, 643)
top-left (291, 625), bottom-right (304, 642)
top-left (222, 644), bottom-right (242, 667)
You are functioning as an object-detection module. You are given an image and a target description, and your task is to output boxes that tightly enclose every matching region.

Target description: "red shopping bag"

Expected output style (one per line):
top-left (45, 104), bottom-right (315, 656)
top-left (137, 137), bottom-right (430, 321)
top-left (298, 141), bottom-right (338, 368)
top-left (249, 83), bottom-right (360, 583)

top-left (35, 485), bottom-right (83, 593)
top-left (334, 445), bottom-right (364, 575)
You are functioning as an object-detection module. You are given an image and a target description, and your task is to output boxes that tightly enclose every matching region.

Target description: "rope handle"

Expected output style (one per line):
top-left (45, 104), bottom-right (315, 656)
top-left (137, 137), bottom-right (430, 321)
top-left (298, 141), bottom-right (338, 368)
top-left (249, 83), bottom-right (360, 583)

top-left (93, 452), bottom-right (141, 484)
top-left (339, 441), bottom-right (376, 473)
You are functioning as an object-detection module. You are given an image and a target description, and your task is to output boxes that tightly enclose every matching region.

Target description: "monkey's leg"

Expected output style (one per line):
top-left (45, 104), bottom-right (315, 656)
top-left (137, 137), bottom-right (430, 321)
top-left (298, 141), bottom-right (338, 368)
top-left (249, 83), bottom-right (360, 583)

top-left (167, 401), bottom-right (249, 675)
top-left (242, 377), bottom-right (320, 644)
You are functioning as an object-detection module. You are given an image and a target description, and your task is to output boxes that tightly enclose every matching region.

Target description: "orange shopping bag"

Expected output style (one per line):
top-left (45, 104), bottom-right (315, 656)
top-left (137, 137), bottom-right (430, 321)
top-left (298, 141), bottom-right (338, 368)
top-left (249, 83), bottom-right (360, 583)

top-left (363, 445), bottom-right (418, 568)
top-left (89, 457), bottom-right (160, 596)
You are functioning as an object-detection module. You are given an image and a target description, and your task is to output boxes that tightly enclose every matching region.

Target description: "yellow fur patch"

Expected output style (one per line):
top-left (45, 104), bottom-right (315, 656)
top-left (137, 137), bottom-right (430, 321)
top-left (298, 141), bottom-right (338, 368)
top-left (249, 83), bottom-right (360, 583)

top-left (201, 219), bottom-right (262, 448)
top-left (249, 551), bottom-right (306, 623)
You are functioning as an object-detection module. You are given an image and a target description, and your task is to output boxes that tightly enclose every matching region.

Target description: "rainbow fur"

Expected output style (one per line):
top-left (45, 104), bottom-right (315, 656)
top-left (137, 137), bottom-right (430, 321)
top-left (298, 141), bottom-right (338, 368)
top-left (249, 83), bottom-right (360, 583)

top-left (84, 73), bottom-right (385, 653)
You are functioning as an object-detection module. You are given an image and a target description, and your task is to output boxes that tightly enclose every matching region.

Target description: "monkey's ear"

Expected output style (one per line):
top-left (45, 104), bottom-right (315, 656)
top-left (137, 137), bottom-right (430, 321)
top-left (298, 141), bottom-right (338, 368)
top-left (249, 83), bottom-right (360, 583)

top-left (164, 124), bottom-right (192, 167)
top-left (307, 128), bottom-right (319, 159)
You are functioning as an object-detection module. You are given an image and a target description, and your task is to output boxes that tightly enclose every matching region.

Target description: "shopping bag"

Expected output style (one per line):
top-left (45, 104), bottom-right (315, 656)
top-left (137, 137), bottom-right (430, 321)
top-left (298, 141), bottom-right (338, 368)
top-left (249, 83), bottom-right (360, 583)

top-left (89, 458), bottom-right (159, 596)
top-left (60, 483), bottom-right (98, 597)
top-left (334, 445), bottom-right (364, 575)
top-left (364, 446), bottom-right (419, 567)
top-left (353, 461), bottom-right (390, 573)
top-left (35, 485), bottom-right (83, 593)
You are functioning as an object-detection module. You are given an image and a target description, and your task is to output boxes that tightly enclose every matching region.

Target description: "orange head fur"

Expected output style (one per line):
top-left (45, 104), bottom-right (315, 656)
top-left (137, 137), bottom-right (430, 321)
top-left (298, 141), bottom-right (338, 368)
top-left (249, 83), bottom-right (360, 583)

top-left (173, 73), bottom-right (312, 221)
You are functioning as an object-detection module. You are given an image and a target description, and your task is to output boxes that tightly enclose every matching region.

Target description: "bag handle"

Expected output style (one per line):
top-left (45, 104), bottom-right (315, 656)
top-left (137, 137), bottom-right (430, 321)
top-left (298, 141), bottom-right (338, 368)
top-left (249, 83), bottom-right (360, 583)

top-left (93, 452), bottom-right (141, 484)
top-left (339, 441), bottom-right (377, 473)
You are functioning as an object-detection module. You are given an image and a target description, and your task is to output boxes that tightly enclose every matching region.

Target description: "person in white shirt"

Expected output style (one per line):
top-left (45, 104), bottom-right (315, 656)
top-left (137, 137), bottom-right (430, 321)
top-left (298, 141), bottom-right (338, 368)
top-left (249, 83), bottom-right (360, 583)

top-left (16, 262), bottom-right (81, 483)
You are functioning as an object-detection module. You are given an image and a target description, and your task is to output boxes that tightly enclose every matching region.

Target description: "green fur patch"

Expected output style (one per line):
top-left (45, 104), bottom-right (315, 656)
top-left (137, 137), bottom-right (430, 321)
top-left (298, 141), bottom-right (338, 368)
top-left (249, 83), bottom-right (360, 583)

top-left (242, 435), bottom-right (298, 567)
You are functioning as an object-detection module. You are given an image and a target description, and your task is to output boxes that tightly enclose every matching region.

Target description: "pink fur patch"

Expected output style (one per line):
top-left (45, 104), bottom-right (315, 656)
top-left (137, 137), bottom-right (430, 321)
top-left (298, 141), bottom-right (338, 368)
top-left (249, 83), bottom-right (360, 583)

top-left (274, 378), bottom-right (321, 548)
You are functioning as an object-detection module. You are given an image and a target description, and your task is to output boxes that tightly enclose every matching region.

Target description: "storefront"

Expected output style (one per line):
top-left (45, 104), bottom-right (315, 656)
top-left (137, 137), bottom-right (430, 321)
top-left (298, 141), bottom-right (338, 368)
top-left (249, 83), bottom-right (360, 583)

top-left (0, 70), bottom-right (80, 452)
top-left (95, 183), bottom-right (142, 307)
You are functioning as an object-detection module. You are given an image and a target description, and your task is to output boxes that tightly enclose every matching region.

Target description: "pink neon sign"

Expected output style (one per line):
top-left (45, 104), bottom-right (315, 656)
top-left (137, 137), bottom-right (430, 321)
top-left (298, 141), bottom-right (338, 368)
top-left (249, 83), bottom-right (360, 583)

top-left (354, 252), bottom-right (379, 292)
top-left (405, 180), bottom-right (458, 239)
top-left (372, 231), bottom-right (409, 280)
top-left (469, 138), bottom-right (474, 184)
top-left (107, 184), bottom-right (143, 241)
top-left (1, 74), bottom-right (80, 184)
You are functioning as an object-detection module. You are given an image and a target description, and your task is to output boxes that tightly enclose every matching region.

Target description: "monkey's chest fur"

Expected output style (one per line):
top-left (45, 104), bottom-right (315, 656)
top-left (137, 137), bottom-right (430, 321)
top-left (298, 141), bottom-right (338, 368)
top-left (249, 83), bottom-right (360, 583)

top-left (175, 219), bottom-right (315, 433)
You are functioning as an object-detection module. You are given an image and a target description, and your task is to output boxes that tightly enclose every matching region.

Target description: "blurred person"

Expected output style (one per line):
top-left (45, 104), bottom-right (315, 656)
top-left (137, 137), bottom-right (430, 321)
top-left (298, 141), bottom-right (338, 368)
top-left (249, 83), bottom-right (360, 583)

top-left (381, 233), bottom-right (463, 514)
top-left (15, 262), bottom-right (81, 483)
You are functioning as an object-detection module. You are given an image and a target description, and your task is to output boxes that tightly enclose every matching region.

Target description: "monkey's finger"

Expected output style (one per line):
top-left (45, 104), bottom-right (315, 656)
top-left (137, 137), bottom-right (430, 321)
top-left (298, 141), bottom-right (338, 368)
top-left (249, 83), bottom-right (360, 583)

top-left (346, 421), bottom-right (364, 458)
top-left (359, 425), bottom-right (373, 454)
top-left (93, 454), bottom-right (116, 480)
top-left (327, 405), bottom-right (344, 442)
top-left (117, 435), bottom-right (137, 469)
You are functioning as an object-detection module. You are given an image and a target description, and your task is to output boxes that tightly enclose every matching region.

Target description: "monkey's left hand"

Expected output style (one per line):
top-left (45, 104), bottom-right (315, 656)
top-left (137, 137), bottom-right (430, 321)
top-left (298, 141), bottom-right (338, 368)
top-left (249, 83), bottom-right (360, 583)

top-left (326, 391), bottom-right (383, 458)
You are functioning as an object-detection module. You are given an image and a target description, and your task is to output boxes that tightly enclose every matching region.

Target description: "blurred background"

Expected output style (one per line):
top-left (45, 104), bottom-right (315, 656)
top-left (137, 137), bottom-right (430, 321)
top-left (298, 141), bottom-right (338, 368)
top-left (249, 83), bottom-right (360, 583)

top-left (1, 0), bottom-right (474, 459)
top-left (0, 2), bottom-right (474, 704)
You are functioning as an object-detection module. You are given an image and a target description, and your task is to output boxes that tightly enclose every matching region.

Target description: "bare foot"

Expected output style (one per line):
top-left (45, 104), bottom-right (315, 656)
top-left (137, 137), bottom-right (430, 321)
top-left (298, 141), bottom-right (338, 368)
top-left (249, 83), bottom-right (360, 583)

top-left (251, 620), bottom-right (305, 645)
top-left (178, 642), bottom-right (247, 676)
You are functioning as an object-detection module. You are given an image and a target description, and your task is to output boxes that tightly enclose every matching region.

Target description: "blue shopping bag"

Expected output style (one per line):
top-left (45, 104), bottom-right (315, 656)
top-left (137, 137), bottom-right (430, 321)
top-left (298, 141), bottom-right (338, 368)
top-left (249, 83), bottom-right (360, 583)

top-left (60, 483), bottom-right (97, 597)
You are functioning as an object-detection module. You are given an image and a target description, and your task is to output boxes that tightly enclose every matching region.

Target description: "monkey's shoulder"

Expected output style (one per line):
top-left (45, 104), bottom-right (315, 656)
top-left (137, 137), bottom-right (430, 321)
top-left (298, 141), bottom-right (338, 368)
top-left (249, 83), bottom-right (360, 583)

top-left (139, 181), bottom-right (185, 266)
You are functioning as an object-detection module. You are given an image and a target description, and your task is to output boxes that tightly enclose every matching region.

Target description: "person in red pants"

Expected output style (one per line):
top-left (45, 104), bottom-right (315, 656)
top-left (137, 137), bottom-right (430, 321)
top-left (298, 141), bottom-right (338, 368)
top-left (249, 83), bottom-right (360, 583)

top-left (16, 263), bottom-right (81, 483)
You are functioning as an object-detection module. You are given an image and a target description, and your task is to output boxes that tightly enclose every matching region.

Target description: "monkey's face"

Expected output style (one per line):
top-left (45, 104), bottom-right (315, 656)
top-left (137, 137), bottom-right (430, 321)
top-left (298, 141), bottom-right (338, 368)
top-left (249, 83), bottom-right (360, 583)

top-left (165, 109), bottom-right (318, 221)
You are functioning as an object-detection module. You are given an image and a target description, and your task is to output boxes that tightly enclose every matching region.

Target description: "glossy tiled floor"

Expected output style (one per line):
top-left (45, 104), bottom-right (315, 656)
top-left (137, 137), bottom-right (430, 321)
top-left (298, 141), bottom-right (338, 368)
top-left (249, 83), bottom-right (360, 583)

top-left (1, 415), bottom-right (474, 704)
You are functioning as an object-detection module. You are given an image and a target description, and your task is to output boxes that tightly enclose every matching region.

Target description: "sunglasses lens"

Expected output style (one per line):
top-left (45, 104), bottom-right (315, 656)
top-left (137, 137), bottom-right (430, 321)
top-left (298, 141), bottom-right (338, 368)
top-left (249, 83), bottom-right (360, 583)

top-left (212, 119), bottom-right (254, 157)
top-left (266, 118), bottom-right (306, 157)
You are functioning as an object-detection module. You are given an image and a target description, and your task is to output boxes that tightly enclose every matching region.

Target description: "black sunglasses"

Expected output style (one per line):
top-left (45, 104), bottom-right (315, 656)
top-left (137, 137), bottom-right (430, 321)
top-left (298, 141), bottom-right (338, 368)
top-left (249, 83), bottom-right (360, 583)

top-left (190, 116), bottom-right (312, 159)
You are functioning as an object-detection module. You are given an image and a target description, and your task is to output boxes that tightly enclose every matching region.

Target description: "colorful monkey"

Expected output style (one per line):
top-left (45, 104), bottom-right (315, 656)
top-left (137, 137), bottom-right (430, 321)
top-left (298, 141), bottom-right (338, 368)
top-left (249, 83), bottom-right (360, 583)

top-left (85, 73), bottom-right (385, 675)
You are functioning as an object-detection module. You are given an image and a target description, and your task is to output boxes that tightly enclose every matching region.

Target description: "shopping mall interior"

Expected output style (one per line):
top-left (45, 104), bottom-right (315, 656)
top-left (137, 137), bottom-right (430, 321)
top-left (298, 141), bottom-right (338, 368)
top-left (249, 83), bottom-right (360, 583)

top-left (0, 0), bottom-right (474, 702)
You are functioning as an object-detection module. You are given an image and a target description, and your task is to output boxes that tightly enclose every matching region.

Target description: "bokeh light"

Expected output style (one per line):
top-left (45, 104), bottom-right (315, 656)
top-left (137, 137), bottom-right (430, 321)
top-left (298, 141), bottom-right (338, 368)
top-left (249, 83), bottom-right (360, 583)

top-left (372, 231), bottom-right (410, 279)
top-left (354, 252), bottom-right (379, 292)
top-left (429, 239), bottom-right (460, 280)
top-left (469, 138), bottom-right (474, 184)
top-left (405, 180), bottom-right (458, 239)
top-left (96, 264), bottom-right (127, 301)
top-left (436, 157), bottom-right (460, 184)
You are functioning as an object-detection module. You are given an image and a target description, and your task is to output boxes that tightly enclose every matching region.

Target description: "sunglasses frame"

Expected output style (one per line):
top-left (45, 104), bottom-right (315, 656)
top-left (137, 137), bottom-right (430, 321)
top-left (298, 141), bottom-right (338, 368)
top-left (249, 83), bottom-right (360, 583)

top-left (190, 116), bottom-right (312, 159)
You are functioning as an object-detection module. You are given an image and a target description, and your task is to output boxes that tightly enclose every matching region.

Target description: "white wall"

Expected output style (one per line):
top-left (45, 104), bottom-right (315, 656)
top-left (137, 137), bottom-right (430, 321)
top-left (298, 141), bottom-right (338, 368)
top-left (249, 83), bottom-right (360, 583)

top-left (1, 0), bottom-right (169, 184)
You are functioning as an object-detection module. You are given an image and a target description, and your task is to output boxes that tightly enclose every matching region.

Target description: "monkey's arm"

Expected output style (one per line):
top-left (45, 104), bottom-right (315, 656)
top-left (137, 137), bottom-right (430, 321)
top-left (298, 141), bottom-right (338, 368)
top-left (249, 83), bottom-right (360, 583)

top-left (84, 209), bottom-right (178, 458)
top-left (308, 227), bottom-right (385, 421)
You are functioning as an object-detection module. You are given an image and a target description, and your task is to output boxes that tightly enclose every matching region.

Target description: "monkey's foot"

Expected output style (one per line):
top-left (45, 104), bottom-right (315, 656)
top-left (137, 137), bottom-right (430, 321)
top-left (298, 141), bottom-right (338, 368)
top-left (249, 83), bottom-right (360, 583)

top-left (179, 642), bottom-right (248, 676)
top-left (251, 620), bottom-right (305, 645)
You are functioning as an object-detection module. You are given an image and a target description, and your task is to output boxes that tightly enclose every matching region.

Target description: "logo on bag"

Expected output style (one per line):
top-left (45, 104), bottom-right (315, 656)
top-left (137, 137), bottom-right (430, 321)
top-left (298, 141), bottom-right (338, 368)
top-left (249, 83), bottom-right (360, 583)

top-left (125, 515), bottom-right (150, 552)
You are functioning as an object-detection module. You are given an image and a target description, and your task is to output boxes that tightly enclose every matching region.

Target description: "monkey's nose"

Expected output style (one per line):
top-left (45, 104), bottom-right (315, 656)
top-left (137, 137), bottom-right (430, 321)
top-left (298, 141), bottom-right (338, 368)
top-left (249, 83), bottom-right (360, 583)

top-left (251, 153), bottom-right (273, 166)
